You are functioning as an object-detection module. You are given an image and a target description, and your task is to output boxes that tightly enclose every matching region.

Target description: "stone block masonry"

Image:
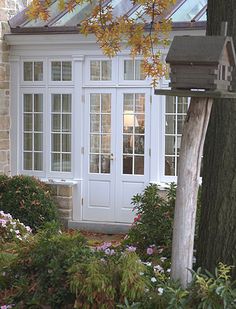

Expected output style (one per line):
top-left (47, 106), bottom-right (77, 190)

top-left (0, 21), bottom-right (10, 175)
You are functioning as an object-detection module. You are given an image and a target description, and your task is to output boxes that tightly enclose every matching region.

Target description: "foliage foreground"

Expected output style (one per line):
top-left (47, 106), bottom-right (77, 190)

top-left (0, 182), bottom-right (236, 308)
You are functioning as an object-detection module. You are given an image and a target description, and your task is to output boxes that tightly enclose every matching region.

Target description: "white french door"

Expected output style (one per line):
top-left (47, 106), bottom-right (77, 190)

top-left (83, 88), bottom-right (150, 223)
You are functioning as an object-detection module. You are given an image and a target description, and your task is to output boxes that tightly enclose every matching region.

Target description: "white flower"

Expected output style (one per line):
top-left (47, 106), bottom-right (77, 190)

top-left (160, 257), bottom-right (167, 262)
top-left (143, 262), bottom-right (152, 267)
top-left (158, 287), bottom-right (164, 295)
top-left (139, 272), bottom-right (144, 276)
top-left (167, 268), bottom-right (171, 273)
top-left (153, 265), bottom-right (164, 273)
top-left (151, 277), bottom-right (157, 283)
top-left (15, 230), bottom-right (20, 234)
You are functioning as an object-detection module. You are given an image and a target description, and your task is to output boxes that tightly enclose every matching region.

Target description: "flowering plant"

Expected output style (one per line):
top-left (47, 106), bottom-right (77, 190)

top-left (0, 210), bottom-right (32, 244)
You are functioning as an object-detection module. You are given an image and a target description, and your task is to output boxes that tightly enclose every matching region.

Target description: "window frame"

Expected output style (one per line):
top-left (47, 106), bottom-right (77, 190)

top-left (49, 58), bottom-right (73, 86)
top-left (19, 88), bottom-right (46, 178)
top-left (20, 58), bottom-right (46, 86)
top-left (118, 56), bottom-right (151, 86)
top-left (47, 88), bottom-right (74, 179)
top-left (84, 56), bottom-right (117, 86)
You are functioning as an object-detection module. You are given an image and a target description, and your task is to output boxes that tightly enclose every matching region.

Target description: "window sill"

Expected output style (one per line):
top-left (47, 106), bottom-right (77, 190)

top-left (40, 178), bottom-right (78, 186)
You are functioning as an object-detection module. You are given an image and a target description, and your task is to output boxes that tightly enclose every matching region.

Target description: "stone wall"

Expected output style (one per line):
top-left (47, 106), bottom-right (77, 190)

top-left (0, 21), bottom-right (10, 175)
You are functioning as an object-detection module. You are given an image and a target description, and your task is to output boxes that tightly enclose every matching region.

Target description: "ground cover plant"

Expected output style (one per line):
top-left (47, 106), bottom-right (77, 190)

top-left (0, 175), bottom-right (59, 231)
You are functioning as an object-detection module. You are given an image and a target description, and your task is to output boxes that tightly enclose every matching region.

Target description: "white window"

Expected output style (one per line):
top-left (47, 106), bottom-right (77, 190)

top-left (124, 59), bottom-right (145, 80)
top-left (51, 61), bottom-right (72, 81)
top-left (23, 61), bottom-right (43, 81)
top-left (164, 96), bottom-right (188, 176)
top-left (51, 93), bottom-right (72, 172)
top-left (23, 93), bottom-right (43, 171)
top-left (90, 60), bottom-right (112, 81)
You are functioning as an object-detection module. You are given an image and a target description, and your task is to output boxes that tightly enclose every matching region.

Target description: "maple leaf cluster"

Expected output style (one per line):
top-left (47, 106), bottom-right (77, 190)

top-left (27, 0), bottom-right (175, 87)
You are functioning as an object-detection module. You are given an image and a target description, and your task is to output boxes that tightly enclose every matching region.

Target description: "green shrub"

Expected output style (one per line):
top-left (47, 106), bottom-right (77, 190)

top-left (69, 251), bottom-right (151, 308)
top-left (0, 223), bottom-right (90, 308)
top-left (0, 175), bottom-right (59, 231)
top-left (124, 183), bottom-right (176, 257)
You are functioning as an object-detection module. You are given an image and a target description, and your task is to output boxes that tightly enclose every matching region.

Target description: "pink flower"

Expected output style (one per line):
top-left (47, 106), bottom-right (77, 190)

top-left (147, 247), bottom-right (154, 255)
top-left (126, 246), bottom-right (137, 252)
top-left (133, 214), bottom-right (141, 223)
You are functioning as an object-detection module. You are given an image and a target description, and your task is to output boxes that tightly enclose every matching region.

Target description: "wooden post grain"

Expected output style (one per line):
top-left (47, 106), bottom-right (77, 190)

top-left (171, 97), bottom-right (213, 287)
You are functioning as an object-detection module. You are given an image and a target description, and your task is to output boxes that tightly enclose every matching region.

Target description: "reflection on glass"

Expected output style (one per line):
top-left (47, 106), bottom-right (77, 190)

top-left (177, 115), bottom-right (185, 134)
top-left (101, 135), bottom-right (111, 153)
top-left (62, 94), bottom-right (72, 112)
top-left (135, 114), bottom-right (145, 134)
top-left (90, 94), bottom-right (100, 112)
top-left (165, 156), bottom-right (175, 176)
top-left (52, 114), bottom-right (61, 132)
top-left (101, 155), bottom-right (110, 173)
top-left (165, 136), bottom-right (175, 156)
top-left (52, 153), bottom-right (60, 171)
top-left (62, 114), bottom-right (71, 132)
top-left (90, 134), bottom-right (100, 153)
top-left (90, 61), bottom-right (100, 80)
top-left (101, 114), bottom-right (111, 133)
top-left (34, 114), bottom-right (43, 132)
top-left (24, 133), bottom-right (32, 151)
top-left (101, 94), bottom-right (111, 112)
top-left (24, 114), bottom-right (32, 131)
top-left (135, 94), bottom-right (145, 112)
top-left (90, 114), bottom-right (100, 133)
top-left (52, 134), bottom-right (60, 152)
top-left (134, 135), bottom-right (144, 154)
top-left (123, 135), bottom-right (133, 154)
top-left (166, 96), bottom-right (176, 113)
top-left (135, 60), bottom-right (145, 80)
top-left (62, 154), bottom-right (71, 172)
top-left (24, 94), bottom-right (32, 112)
top-left (52, 94), bottom-right (61, 112)
top-left (34, 94), bottom-right (43, 112)
top-left (177, 97), bottom-right (188, 113)
top-left (124, 60), bottom-right (134, 80)
top-left (166, 115), bottom-right (175, 134)
top-left (101, 61), bottom-right (111, 80)
top-left (62, 134), bottom-right (71, 152)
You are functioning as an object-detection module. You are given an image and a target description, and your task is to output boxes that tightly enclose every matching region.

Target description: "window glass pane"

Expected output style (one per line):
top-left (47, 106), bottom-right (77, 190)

top-left (134, 156), bottom-right (144, 175)
top-left (165, 156), bottom-right (175, 176)
top-left (165, 136), bottom-right (175, 155)
top-left (135, 94), bottom-right (145, 112)
top-left (34, 153), bottom-right (43, 171)
top-left (52, 94), bottom-right (61, 112)
top-left (52, 114), bottom-right (61, 132)
top-left (51, 62), bottom-right (61, 81)
top-left (124, 60), bottom-right (134, 80)
top-left (62, 62), bottom-right (72, 81)
top-left (101, 94), bottom-right (111, 113)
top-left (34, 94), bottom-right (43, 112)
top-left (24, 94), bottom-right (32, 112)
top-left (177, 97), bottom-right (188, 113)
top-left (52, 134), bottom-right (60, 152)
top-left (124, 94), bottom-right (134, 112)
top-left (123, 113), bottom-right (134, 133)
top-left (62, 94), bottom-right (71, 112)
top-left (34, 62), bottom-right (43, 81)
top-left (24, 133), bottom-right (32, 151)
top-left (62, 154), bottom-right (71, 172)
top-left (62, 134), bottom-right (71, 152)
top-left (123, 135), bottom-right (133, 154)
top-left (90, 61), bottom-right (100, 80)
top-left (177, 115), bottom-right (185, 134)
top-left (101, 155), bottom-right (110, 173)
top-left (123, 155), bottom-right (133, 174)
top-left (24, 114), bottom-right (32, 131)
top-left (24, 152), bottom-right (32, 170)
top-left (34, 114), bottom-right (43, 132)
top-left (51, 153), bottom-right (61, 171)
top-left (24, 62), bottom-right (32, 81)
top-left (135, 115), bottom-right (145, 134)
top-left (135, 60), bottom-right (145, 80)
top-left (34, 133), bottom-right (43, 151)
top-left (166, 96), bottom-right (176, 113)
top-left (166, 115), bottom-right (176, 134)
top-left (101, 60), bottom-right (112, 80)
top-left (62, 114), bottom-right (71, 132)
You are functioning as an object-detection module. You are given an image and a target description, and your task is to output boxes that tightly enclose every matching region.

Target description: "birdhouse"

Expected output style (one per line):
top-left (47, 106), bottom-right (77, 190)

top-left (166, 35), bottom-right (236, 92)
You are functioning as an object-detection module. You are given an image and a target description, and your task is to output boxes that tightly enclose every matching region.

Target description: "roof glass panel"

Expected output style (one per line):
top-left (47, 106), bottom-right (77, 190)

top-left (24, 1), bottom-right (60, 27)
top-left (52, 1), bottom-right (92, 26)
top-left (171, 0), bottom-right (207, 22)
top-left (111, 0), bottom-right (133, 17)
top-left (199, 11), bottom-right (207, 21)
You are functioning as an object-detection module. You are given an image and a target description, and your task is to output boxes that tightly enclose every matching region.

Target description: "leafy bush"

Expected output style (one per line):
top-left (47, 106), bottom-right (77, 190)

top-left (0, 223), bottom-right (90, 308)
top-left (0, 210), bottom-right (32, 244)
top-left (69, 250), bottom-right (151, 308)
top-left (0, 175), bottom-right (59, 231)
top-left (124, 183), bottom-right (176, 256)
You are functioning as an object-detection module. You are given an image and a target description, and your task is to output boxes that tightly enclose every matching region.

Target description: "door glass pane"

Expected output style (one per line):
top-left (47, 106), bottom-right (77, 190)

top-left (165, 136), bottom-right (175, 155)
top-left (101, 135), bottom-right (111, 153)
top-left (90, 134), bottom-right (100, 153)
top-left (52, 134), bottom-right (60, 152)
top-left (101, 94), bottom-right (111, 113)
top-left (62, 94), bottom-right (72, 112)
top-left (24, 114), bottom-right (32, 131)
top-left (34, 94), bottom-right (43, 112)
top-left (123, 93), bottom-right (145, 175)
top-left (101, 155), bottom-right (110, 173)
top-left (90, 114), bottom-right (100, 133)
top-left (166, 115), bottom-right (176, 134)
top-left (34, 114), bottom-right (43, 131)
top-left (165, 156), bottom-right (175, 176)
top-left (52, 114), bottom-right (61, 132)
top-left (166, 96), bottom-right (176, 113)
top-left (90, 154), bottom-right (99, 173)
top-left (62, 114), bottom-right (71, 132)
top-left (101, 114), bottom-right (111, 133)
top-left (62, 134), bottom-right (71, 152)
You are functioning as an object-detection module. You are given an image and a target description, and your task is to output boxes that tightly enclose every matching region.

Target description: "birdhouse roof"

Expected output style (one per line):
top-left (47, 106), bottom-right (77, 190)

top-left (166, 36), bottom-right (236, 66)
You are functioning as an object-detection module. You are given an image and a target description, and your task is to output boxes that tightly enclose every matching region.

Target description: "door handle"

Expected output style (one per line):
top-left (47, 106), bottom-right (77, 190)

top-left (110, 153), bottom-right (114, 160)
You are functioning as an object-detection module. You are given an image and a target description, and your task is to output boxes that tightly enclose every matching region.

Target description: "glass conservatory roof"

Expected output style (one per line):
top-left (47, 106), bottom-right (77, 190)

top-left (9, 0), bottom-right (206, 33)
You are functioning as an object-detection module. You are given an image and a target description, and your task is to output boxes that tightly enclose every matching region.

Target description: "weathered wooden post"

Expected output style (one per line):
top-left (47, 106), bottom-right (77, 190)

top-left (155, 22), bottom-right (236, 287)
